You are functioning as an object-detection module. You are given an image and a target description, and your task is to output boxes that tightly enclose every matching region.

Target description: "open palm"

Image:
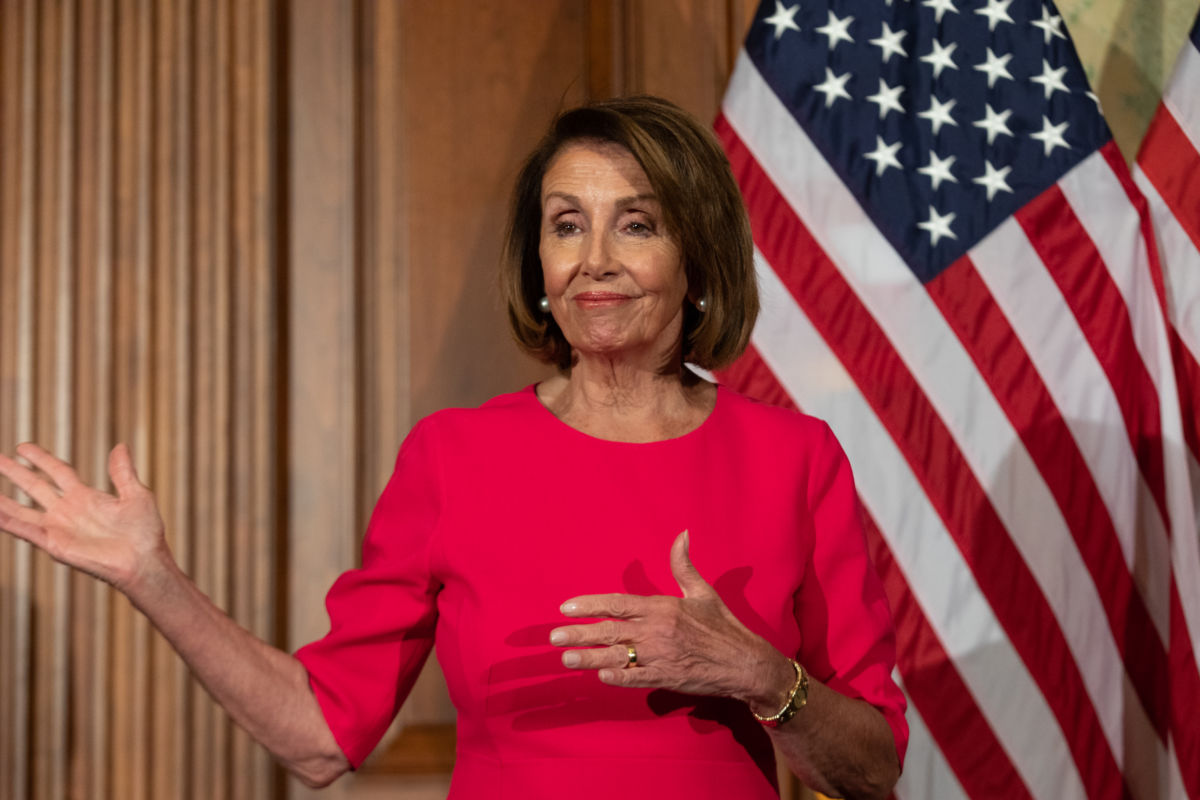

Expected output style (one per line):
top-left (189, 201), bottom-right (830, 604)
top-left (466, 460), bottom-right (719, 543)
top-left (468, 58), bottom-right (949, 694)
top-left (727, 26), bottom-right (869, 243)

top-left (0, 443), bottom-right (166, 591)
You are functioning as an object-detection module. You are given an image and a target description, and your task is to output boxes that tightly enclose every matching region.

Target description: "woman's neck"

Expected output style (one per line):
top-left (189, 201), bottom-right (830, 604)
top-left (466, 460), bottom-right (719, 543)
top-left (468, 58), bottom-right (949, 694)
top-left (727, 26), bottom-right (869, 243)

top-left (537, 355), bottom-right (715, 443)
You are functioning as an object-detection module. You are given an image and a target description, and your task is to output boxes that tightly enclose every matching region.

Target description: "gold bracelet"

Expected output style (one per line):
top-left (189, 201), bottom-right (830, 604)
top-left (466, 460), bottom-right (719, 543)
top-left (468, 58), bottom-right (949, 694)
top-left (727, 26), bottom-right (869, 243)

top-left (752, 659), bottom-right (808, 728)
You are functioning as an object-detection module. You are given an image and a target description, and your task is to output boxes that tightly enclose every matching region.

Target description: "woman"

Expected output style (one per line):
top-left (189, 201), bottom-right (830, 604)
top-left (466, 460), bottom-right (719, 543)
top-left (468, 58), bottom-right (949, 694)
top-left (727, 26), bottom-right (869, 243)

top-left (0, 96), bottom-right (905, 798)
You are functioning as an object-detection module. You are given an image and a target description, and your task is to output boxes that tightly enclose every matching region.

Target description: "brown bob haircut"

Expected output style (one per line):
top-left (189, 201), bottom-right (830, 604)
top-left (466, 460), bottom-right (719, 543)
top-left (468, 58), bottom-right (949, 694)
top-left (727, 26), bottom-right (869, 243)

top-left (501, 95), bottom-right (758, 372)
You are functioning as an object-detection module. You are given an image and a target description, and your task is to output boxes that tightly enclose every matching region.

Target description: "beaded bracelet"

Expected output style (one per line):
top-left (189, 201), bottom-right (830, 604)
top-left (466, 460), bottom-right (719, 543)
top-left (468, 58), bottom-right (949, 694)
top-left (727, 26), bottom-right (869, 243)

top-left (752, 659), bottom-right (808, 728)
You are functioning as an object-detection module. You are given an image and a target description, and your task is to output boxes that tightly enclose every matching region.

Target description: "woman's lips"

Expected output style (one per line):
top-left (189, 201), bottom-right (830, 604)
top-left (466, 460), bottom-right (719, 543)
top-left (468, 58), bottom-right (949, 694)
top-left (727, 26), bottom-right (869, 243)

top-left (572, 292), bottom-right (633, 308)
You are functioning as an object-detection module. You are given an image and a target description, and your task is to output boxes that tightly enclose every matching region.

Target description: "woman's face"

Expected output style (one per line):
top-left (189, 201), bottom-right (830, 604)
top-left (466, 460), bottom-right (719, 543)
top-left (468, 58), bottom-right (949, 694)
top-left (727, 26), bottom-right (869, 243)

top-left (538, 141), bottom-right (688, 365)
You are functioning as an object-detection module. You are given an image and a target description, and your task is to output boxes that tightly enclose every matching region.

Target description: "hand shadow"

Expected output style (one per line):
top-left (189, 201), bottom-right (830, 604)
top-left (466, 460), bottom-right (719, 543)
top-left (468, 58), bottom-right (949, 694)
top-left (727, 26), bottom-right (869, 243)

top-left (484, 558), bottom-right (778, 787)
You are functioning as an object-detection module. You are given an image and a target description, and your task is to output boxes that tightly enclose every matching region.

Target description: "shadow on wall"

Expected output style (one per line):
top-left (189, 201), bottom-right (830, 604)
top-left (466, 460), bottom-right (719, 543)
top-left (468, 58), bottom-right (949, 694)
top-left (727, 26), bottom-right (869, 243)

top-left (1094, 0), bottom-right (1165, 162)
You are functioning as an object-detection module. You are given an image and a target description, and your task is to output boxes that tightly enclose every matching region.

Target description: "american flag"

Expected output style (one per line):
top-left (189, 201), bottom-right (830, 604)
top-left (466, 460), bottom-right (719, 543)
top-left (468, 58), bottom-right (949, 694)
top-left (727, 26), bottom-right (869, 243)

top-left (1135, 10), bottom-right (1200, 798)
top-left (715, 1), bottom-right (1200, 797)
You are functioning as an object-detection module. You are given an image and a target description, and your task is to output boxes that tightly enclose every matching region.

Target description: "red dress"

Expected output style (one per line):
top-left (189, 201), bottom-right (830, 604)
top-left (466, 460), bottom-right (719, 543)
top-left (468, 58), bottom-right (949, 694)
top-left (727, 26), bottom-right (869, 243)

top-left (296, 385), bottom-right (907, 798)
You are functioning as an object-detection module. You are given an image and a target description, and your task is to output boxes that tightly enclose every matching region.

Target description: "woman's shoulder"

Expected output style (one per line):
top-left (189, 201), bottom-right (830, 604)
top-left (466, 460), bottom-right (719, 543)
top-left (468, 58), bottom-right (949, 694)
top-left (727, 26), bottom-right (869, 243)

top-left (408, 385), bottom-right (544, 440)
top-left (716, 383), bottom-right (837, 443)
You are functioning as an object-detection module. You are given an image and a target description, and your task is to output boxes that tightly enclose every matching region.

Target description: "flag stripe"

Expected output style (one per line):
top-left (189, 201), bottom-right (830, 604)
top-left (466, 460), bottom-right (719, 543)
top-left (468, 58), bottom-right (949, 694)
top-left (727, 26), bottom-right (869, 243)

top-left (719, 101), bottom-right (1124, 797)
top-left (926, 255), bottom-right (1170, 739)
top-left (1134, 167), bottom-right (1200, 461)
top-left (1137, 108), bottom-right (1200, 260)
top-left (894, 680), bottom-right (969, 800)
top-left (721, 347), bottom-right (1034, 798)
top-left (1014, 186), bottom-right (1169, 523)
top-left (862, 512), bottom-right (1035, 800)
top-left (1064, 153), bottom-right (1200, 714)
top-left (742, 250), bottom-right (1089, 800)
top-left (1170, 584), bottom-right (1200, 799)
top-left (969, 216), bottom-right (1173, 643)
top-left (1163, 39), bottom-right (1200, 154)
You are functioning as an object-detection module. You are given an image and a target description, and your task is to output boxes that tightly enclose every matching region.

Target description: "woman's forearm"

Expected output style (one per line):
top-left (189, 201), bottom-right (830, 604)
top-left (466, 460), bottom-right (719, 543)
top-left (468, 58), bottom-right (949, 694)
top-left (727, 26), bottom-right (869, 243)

top-left (126, 548), bottom-right (349, 788)
top-left (743, 650), bottom-right (899, 799)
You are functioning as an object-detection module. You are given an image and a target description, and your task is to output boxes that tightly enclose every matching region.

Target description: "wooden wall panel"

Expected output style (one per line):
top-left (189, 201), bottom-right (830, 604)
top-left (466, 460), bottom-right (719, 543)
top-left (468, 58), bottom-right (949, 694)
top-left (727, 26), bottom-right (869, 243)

top-left (0, 1), bottom-right (282, 798)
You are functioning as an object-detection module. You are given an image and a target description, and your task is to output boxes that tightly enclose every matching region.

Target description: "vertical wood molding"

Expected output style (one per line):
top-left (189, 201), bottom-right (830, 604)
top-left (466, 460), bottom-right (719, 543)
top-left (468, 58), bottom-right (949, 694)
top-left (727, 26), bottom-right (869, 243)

top-left (1, 0), bottom-right (284, 796)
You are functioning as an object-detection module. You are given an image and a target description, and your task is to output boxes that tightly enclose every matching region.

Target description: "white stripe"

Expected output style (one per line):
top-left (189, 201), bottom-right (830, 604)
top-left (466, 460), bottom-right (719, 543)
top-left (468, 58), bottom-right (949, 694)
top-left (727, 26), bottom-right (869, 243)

top-left (1163, 38), bottom-right (1200, 156)
top-left (970, 216), bottom-right (1172, 643)
top-left (893, 676), bottom-right (969, 800)
top-left (750, 248), bottom-right (1088, 800)
top-left (725, 52), bottom-right (1154, 784)
top-left (1058, 155), bottom-right (1200, 676)
top-left (1135, 163), bottom-right (1200, 368)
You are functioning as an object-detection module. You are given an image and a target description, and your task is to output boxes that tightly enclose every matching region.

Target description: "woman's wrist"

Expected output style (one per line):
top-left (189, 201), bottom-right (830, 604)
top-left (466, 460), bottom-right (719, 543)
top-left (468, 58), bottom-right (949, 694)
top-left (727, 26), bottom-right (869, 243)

top-left (741, 646), bottom-right (802, 717)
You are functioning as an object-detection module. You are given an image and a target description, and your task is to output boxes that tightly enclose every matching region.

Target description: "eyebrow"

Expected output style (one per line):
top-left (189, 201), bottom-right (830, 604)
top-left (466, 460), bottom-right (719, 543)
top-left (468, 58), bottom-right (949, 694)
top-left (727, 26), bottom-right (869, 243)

top-left (542, 191), bottom-right (659, 208)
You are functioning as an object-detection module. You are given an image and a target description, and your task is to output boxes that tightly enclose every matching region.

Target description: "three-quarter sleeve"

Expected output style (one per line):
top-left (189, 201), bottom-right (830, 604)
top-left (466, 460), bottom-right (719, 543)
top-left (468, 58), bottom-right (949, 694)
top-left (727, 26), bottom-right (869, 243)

top-left (797, 422), bottom-right (909, 766)
top-left (294, 418), bottom-right (445, 768)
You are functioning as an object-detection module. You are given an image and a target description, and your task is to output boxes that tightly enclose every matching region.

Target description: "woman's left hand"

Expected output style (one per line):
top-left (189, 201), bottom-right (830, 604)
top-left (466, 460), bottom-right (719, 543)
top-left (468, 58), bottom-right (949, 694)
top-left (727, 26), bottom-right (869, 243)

top-left (549, 530), bottom-right (794, 709)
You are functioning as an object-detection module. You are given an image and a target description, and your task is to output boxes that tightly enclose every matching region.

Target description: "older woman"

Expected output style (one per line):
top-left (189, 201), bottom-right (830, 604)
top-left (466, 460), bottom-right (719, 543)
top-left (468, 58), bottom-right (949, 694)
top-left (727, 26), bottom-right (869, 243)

top-left (0, 96), bottom-right (905, 798)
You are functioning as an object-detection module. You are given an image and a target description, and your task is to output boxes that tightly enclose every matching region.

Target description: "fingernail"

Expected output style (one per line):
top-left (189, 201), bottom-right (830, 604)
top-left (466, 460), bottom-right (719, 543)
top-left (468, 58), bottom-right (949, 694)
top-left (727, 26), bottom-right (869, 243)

top-left (549, 630), bottom-right (567, 645)
top-left (560, 601), bottom-right (578, 614)
top-left (562, 651), bottom-right (580, 667)
top-left (598, 669), bottom-right (614, 683)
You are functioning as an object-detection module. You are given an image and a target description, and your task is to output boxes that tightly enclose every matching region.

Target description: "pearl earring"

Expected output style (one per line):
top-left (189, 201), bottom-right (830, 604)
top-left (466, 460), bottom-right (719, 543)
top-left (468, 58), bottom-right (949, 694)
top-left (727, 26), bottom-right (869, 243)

top-left (696, 297), bottom-right (708, 312)
top-left (538, 296), bottom-right (551, 313)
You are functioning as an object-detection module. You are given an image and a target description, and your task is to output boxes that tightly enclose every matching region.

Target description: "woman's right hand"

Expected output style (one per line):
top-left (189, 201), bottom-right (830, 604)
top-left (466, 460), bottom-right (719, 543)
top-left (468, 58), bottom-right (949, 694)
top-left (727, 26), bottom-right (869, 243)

top-left (0, 442), bottom-right (168, 595)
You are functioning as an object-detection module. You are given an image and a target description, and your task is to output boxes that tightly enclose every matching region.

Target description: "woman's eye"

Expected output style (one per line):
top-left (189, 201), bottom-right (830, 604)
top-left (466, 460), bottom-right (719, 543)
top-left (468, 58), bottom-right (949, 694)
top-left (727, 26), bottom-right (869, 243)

top-left (554, 221), bottom-right (578, 236)
top-left (626, 220), bottom-right (653, 235)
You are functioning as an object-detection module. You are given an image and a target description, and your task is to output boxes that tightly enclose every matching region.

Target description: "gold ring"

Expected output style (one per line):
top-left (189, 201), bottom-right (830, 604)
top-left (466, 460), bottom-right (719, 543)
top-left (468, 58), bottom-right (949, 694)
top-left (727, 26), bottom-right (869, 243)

top-left (625, 645), bottom-right (638, 668)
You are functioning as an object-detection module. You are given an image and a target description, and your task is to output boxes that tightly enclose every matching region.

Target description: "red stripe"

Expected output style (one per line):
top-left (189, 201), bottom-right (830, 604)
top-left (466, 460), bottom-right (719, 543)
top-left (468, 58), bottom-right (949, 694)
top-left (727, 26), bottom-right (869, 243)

top-left (1100, 141), bottom-right (1172, 319)
top-left (1138, 107), bottom-right (1200, 258)
top-left (717, 348), bottom-right (1035, 799)
top-left (716, 117), bottom-right (1129, 798)
top-left (1170, 581), bottom-right (1200, 799)
top-left (927, 256), bottom-right (1170, 739)
top-left (1014, 186), bottom-right (1169, 526)
top-left (1099, 140), bottom-right (1200, 792)
top-left (1169, 325), bottom-right (1200, 463)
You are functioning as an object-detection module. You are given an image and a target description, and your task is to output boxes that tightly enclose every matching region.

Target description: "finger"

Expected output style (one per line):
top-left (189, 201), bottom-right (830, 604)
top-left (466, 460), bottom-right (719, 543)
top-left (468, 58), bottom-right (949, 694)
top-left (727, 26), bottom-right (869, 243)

top-left (560, 593), bottom-right (649, 619)
top-left (14, 443), bottom-right (84, 493)
top-left (549, 619), bottom-right (632, 647)
top-left (0, 502), bottom-right (48, 549)
top-left (0, 454), bottom-right (62, 509)
top-left (0, 493), bottom-right (45, 526)
top-left (598, 665), bottom-right (666, 688)
top-left (108, 444), bottom-right (145, 498)
top-left (560, 644), bottom-right (634, 670)
top-left (670, 529), bottom-right (712, 598)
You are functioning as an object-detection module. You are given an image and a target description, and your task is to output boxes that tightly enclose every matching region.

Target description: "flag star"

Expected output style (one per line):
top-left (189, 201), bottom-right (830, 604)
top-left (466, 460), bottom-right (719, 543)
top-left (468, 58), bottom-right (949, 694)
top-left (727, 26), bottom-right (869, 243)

top-left (864, 135), bottom-right (903, 176)
top-left (867, 78), bottom-right (905, 119)
top-left (923, 0), bottom-right (959, 24)
top-left (975, 47), bottom-right (1014, 88)
top-left (918, 151), bottom-right (957, 190)
top-left (1031, 5), bottom-right (1067, 45)
top-left (870, 21), bottom-right (908, 62)
top-left (1031, 115), bottom-right (1070, 155)
top-left (816, 10), bottom-right (855, 49)
top-left (814, 68), bottom-right (852, 107)
top-left (918, 206), bottom-right (957, 246)
top-left (974, 103), bottom-right (1014, 144)
top-left (763, 1), bottom-right (801, 40)
top-left (975, 0), bottom-right (1014, 31)
top-left (1086, 90), bottom-right (1102, 111)
top-left (1031, 59), bottom-right (1070, 99)
top-left (918, 95), bottom-right (958, 135)
top-left (921, 40), bottom-right (958, 79)
top-left (973, 159), bottom-right (1013, 201)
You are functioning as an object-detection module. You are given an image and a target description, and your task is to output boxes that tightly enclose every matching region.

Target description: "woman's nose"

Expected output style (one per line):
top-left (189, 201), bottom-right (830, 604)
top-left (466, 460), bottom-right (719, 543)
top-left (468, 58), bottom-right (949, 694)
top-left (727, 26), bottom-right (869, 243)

top-left (582, 233), bottom-right (618, 278)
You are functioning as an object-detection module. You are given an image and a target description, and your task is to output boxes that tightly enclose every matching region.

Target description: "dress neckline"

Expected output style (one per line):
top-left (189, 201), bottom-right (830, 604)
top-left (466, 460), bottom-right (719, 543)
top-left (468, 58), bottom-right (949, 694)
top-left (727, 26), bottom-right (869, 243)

top-left (526, 381), bottom-right (724, 446)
